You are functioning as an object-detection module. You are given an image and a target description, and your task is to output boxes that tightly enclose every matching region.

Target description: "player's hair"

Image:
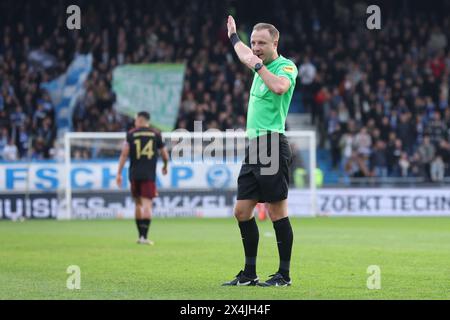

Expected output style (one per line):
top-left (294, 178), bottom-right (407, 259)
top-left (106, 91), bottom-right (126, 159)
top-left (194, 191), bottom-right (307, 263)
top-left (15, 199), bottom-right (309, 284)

top-left (253, 23), bottom-right (280, 41)
top-left (137, 111), bottom-right (151, 121)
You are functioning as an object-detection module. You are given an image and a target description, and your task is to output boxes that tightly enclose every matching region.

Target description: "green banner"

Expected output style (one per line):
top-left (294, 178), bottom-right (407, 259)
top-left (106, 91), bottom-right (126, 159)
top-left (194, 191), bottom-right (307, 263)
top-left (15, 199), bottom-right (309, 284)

top-left (112, 64), bottom-right (186, 131)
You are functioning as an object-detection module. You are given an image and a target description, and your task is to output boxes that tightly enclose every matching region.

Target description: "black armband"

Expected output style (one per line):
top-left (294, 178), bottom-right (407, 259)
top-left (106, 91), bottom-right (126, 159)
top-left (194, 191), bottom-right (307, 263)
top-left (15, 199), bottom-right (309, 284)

top-left (230, 33), bottom-right (241, 46)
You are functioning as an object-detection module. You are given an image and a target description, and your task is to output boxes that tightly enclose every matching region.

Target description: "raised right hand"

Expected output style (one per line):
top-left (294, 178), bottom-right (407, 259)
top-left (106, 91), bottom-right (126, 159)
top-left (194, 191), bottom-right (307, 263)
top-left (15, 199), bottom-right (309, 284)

top-left (227, 15), bottom-right (237, 38)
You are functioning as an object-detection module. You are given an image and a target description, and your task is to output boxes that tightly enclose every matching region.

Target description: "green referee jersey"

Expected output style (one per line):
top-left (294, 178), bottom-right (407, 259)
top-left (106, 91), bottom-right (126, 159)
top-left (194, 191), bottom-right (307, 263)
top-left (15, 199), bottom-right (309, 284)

top-left (247, 55), bottom-right (298, 139)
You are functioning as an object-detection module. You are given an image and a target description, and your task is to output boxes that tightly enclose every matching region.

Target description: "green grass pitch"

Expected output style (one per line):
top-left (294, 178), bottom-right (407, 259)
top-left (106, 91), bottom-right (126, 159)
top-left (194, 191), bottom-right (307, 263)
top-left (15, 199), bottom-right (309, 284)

top-left (1, 217), bottom-right (449, 299)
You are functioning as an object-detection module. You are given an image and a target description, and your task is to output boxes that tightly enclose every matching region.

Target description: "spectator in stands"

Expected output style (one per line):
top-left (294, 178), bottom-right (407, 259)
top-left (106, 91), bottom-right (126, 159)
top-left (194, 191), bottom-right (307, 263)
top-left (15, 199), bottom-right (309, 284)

top-left (314, 83), bottom-right (330, 146)
top-left (32, 103), bottom-right (47, 130)
top-left (0, 127), bottom-right (8, 159)
top-left (414, 114), bottom-right (426, 146)
top-left (370, 140), bottom-right (388, 178)
top-left (339, 131), bottom-right (354, 171)
top-left (31, 137), bottom-right (47, 159)
top-left (379, 116), bottom-right (392, 143)
top-left (417, 135), bottom-right (436, 181)
top-left (36, 117), bottom-right (55, 149)
top-left (396, 112), bottom-right (416, 155)
top-left (354, 126), bottom-right (372, 156)
top-left (327, 109), bottom-right (339, 135)
top-left (10, 105), bottom-right (27, 138)
top-left (298, 56), bottom-right (317, 120)
top-left (2, 138), bottom-right (18, 161)
top-left (387, 138), bottom-right (403, 177)
top-left (439, 91), bottom-right (449, 114)
top-left (428, 27), bottom-right (448, 52)
top-left (398, 152), bottom-right (411, 178)
top-left (430, 155), bottom-right (445, 182)
top-left (427, 111), bottom-right (447, 146)
top-left (337, 102), bottom-right (350, 129)
top-left (329, 123), bottom-right (342, 169)
top-left (48, 140), bottom-right (65, 161)
top-left (436, 138), bottom-right (450, 176)
top-left (16, 125), bottom-right (29, 158)
top-left (0, 111), bottom-right (8, 129)
top-left (345, 150), bottom-right (371, 178)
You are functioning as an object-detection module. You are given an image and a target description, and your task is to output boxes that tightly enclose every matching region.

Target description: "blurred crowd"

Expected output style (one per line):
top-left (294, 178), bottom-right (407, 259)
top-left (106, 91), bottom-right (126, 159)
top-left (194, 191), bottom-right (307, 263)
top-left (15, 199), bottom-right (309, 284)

top-left (301, 5), bottom-right (450, 182)
top-left (0, 0), bottom-right (251, 161)
top-left (1, 0), bottom-right (450, 184)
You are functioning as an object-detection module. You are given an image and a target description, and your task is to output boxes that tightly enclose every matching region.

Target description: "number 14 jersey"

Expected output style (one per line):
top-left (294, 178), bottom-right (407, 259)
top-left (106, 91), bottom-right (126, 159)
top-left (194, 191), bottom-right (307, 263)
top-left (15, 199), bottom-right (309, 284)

top-left (126, 127), bottom-right (165, 181)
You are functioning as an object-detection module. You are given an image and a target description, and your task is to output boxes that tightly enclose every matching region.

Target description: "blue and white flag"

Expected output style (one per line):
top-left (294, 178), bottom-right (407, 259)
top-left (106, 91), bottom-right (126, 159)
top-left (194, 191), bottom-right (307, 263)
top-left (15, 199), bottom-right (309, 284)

top-left (41, 54), bottom-right (93, 135)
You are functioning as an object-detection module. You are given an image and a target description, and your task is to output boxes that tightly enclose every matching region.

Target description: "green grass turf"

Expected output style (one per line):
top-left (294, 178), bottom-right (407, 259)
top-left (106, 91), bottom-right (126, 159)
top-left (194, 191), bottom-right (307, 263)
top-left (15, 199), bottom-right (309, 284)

top-left (0, 217), bottom-right (449, 300)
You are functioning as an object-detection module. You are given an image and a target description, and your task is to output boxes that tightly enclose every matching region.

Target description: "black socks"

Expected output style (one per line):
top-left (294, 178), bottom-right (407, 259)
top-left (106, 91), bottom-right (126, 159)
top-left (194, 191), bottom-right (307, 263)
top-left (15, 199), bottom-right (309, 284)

top-left (136, 219), bottom-right (151, 239)
top-left (238, 216), bottom-right (293, 280)
top-left (238, 217), bottom-right (259, 278)
top-left (273, 217), bottom-right (293, 280)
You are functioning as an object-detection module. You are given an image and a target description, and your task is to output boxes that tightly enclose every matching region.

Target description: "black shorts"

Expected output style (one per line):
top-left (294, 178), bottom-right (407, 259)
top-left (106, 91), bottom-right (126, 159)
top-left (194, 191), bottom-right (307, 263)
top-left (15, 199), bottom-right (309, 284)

top-left (237, 133), bottom-right (293, 203)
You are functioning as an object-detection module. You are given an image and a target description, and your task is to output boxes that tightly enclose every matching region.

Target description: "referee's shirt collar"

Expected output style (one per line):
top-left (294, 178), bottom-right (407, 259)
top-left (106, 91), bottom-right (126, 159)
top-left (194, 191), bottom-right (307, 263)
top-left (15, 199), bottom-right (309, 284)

top-left (265, 54), bottom-right (282, 66)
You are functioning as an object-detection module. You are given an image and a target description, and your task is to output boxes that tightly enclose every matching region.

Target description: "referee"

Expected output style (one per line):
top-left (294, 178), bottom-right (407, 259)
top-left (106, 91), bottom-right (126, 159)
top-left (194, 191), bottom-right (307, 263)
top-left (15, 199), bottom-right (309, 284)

top-left (222, 16), bottom-right (298, 287)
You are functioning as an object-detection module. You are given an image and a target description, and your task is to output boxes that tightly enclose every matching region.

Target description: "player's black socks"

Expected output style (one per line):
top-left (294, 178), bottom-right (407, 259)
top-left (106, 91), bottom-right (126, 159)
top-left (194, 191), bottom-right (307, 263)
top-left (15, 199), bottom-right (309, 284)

top-left (136, 219), bottom-right (151, 239)
top-left (273, 217), bottom-right (293, 280)
top-left (238, 217), bottom-right (259, 278)
top-left (136, 219), bottom-right (143, 238)
top-left (140, 219), bottom-right (151, 239)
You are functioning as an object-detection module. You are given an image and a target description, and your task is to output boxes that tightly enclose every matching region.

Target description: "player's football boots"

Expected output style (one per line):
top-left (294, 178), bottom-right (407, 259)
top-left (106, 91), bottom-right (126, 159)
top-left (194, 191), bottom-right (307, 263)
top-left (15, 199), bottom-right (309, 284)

top-left (258, 273), bottom-right (291, 287)
top-left (137, 237), bottom-right (154, 245)
top-left (222, 270), bottom-right (259, 286)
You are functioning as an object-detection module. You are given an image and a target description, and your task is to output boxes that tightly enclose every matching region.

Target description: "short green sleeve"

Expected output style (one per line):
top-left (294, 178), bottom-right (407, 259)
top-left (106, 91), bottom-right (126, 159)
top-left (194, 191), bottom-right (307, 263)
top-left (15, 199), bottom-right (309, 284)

top-left (276, 63), bottom-right (298, 87)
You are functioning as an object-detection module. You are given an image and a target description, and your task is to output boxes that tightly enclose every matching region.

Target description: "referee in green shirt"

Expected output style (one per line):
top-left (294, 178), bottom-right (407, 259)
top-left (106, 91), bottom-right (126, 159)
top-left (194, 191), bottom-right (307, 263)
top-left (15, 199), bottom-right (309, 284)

top-left (222, 16), bottom-right (298, 287)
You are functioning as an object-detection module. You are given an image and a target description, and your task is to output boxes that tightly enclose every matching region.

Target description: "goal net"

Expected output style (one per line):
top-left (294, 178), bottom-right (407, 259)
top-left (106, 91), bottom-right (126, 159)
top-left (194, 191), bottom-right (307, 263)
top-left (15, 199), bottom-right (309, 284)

top-left (61, 130), bottom-right (317, 219)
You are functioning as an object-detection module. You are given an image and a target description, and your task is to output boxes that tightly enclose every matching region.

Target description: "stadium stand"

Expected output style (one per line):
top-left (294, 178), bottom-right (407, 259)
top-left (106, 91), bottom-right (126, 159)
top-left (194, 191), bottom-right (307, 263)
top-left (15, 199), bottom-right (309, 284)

top-left (1, 0), bottom-right (449, 185)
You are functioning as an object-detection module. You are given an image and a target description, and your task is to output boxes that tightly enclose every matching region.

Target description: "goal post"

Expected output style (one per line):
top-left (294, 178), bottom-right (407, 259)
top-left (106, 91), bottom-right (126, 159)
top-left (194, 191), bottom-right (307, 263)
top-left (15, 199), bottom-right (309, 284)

top-left (62, 130), bottom-right (317, 220)
top-left (63, 132), bottom-right (126, 220)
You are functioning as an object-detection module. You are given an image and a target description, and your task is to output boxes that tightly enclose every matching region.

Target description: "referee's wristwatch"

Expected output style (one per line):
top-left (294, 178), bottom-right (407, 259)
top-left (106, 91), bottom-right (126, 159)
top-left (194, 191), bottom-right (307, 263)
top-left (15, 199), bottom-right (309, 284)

top-left (254, 62), bottom-right (263, 72)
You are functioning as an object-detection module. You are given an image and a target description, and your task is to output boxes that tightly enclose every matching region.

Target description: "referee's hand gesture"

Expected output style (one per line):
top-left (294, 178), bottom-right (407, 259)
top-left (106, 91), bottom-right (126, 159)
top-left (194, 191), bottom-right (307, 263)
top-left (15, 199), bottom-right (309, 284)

top-left (227, 15), bottom-right (262, 70)
top-left (227, 15), bottom-right (237, 38)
